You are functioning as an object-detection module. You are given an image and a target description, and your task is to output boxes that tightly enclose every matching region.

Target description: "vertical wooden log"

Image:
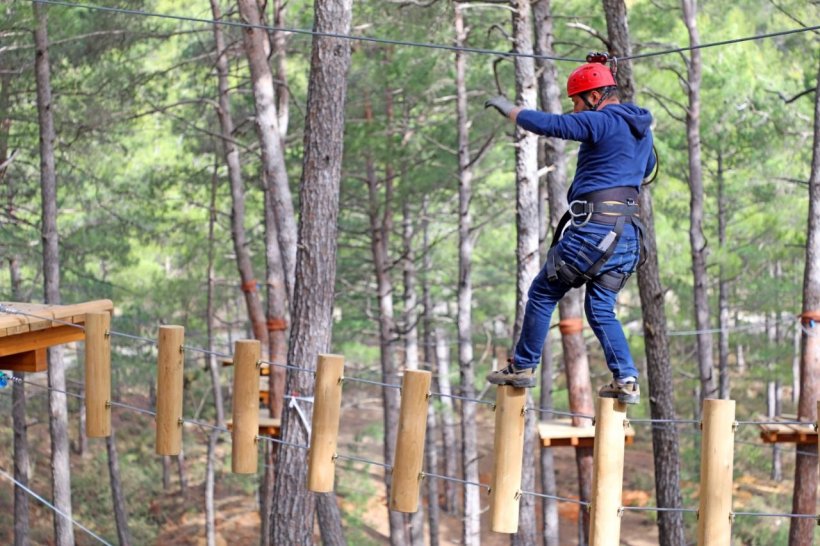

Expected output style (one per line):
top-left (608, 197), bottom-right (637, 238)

top-left (590, 397), bottom-right (628, 546)
top-left (489, 385), bottom-right (526, 533)
top-left (156, 325), bottom-right (185, 455)
top-left (697, 398), bottom-right (735, 546)
top-left (307, 354), bottom-right (345, 492)
top-left (85, 312), bottom-right (111, 438)
top-left (232, 339), bottom-right (261, 474)
top-left (390, 370), bottom-right (432, 512)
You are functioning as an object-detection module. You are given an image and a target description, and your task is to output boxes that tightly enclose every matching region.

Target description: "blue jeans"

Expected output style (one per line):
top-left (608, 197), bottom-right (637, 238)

top-left (513, 220), bottom-right (641, 381)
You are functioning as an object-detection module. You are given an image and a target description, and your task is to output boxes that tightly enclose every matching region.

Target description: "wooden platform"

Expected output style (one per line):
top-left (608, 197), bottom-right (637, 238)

top-left (759, 415), bottom-right (818, 445)
top-left (0, 300), bottom-right (114, 373)
top-left (226, 410), bottom-right (281, 437)
top-left (538, 418), bottom-right (635, 448)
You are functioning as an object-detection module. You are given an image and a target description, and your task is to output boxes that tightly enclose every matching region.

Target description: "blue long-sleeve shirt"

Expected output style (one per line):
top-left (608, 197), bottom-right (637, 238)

top-left (516, 103), bottom-right (656, 202)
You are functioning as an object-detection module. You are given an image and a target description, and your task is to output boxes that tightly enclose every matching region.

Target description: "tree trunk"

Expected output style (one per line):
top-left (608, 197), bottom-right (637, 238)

top-left (681, 0), bottom-right (716, 402)
top-left (270, 0), bottom-right (351, 541)
top-left (316, 494), bottom-right (347, 546)
top-left (176, 451), bottom-right (187, 497)
top-left (534, 3), bottom-right (593, 538)
top-left (789, 56), bottom-right (820, 546)
top-left (717, 151), bottom-right (730, 399)
top-left (13, 370), bottom-right (29, 546)
top-left (33, 5), bottom-right (74, 545)
top-left (211, 0), bottom-right (270, 348)
top-left (453, 5), bottom-right (480, 543)
top-left (237, 0), bottom-right (298, 302)
top-left (434, 303), bottom-right (459, 513)
top-left (364, 92), bottom-right (407, 546)
top-left (5, 72), bottom-right (29, 546)
top-left (272, 0), bottom-right (289, 140)
top-left (510, 0), bottom-right (539, 542)
top-left (420, 196), bottom-right (441, 546)
top-left (106, 432), bottom-right (132, 546)
top-left (603, 1), bottom-right (686, 543)
top-left (402, 199), bottom-right (426, 545)
top-left (205, 430), bottom-right (219, 546)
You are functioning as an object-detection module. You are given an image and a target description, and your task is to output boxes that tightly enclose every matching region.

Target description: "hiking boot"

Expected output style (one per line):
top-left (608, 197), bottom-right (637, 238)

top-left (598, 381), bottom-right (640, 405)
top-left (487, 361), bottom-right (536, 388)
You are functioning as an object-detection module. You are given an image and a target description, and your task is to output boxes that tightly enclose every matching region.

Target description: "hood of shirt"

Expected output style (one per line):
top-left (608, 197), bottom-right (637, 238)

top-left (603, 103), bottom-right (653, 139)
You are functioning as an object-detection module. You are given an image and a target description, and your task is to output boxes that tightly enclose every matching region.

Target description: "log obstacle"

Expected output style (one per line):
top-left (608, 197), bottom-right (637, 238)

top-left (84, 312), bottom-right (111, 438)
top-left (156, 325), bottom-right (185, 456)
top-left (307, 354), bottom-right (345, 492)
top-left (697, 399), bottom-right (735, 546)
top-left (489, 385), bottom-right (527, 533)
top-left (232, 340), bottom-right (261, 474)
top-left (589, 397), bottom-right (629, 546)
top-left (390, 370), bottom-right (432, 512)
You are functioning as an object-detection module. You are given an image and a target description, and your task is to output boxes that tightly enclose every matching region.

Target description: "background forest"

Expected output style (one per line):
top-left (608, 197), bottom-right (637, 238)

top-left (0, 0), bottom-right (818, 545)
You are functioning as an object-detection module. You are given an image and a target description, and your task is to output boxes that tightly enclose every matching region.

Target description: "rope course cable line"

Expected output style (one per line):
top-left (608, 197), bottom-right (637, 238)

top-left (0, 467), bottom-right (114, 546)
top-left (31, 0), bottom-right (820, 64)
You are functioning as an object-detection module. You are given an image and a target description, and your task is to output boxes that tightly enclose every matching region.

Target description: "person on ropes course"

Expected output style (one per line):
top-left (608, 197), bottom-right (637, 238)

top-left (484, 53), bottom-right (656, 405)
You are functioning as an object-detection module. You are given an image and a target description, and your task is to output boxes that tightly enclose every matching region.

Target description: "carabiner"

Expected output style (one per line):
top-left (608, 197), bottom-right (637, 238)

top-left (568, 200), bottom-right (592, 227)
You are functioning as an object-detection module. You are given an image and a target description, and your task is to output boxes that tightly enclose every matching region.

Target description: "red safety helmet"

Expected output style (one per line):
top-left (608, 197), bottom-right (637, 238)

top-left (566, 63), bottom-right (616, 97)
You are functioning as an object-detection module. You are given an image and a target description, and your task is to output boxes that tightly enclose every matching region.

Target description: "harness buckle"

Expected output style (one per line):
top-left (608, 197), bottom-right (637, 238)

top-left (569, 200), bottom-right (592, 227)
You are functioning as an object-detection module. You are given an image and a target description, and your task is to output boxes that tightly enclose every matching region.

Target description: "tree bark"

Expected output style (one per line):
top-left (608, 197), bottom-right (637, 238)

top-left (434, 303), bottom-right (459, 513)
top-left (33, 4), bottom-right (74, 544)
top-left (789, 56), bottom-right (820, 546)
top-left (211, 0), bottom-right (270, 348)
top-left (681, 0), bottom-right (716, 402)
top-left (453, 5), bottom-right (480, 543)
top-left (270, 0), bottom-right (352, 541)
top-left (205, 430), bottom-right (218, 546)
top-left (534, 1), bottom-right (593, 540)
top-left (237, 0), bottom-right (298, 302)
top-left (106, 432), bottom-right (132, 546)
top-left (717, 151), bottom-right (730, 399)
top-left (420, 196), bottom-right (441, 546)
top-left (603, 1), bottom-right (686, 543)
top-left (510, 0), bottom-right (539, 542)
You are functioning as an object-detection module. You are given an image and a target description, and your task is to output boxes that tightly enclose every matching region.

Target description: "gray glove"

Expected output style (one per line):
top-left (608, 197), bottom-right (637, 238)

top-left (484, 96), bottom-right (516, 117)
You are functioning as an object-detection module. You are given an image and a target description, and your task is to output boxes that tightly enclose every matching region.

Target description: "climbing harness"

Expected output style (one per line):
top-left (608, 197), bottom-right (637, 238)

top-left (547, 187), bottom-right (645, 292)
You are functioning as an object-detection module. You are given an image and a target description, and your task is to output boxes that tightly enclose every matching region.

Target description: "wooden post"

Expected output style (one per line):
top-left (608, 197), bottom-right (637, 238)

top-left (232, 339), bottom-right (261, 474)
top-left (307, 354), bottom-right (344, 492)
top-left (489, 385), bottom-right (527, 533)
top-left (156, 325), bottom-right (184, 455)
top-left (590, 397), bottom-right (628, 545)
top-left (85, 312), bottom-right (111, 438)
top-left (697, 398), bottom-right (736, 546)
top-left (390, 370), bottom-right (432, 512)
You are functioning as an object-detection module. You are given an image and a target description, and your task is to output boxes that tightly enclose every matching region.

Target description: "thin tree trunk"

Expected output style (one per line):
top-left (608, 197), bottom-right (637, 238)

top-left (205, 154), bottom-right (221, 546)
top-left (106, 432), bottom-right (131, 546)
top-left (162, 456), bottom-right (171, 490)
top-left (682, 0), bottom-right (716, 402)
top-left (420, 196), bottom-right (441, 546)
top-left (3, 69), bottom-right (29, 546)
top-left (13, 372), bottom-right (29, 546)
top-left (717, 151), bottom-right (730, 399)
top-left (532, 2), bottom-right (564, 543)
top-left (402, 198), bottom-right (425, 545)
top-left (434, 304), bottom-right (459, 513)
top-left (789, 56), bottom-right (820, 546)
top-left (510, 0), bottom-right (539, 542)
top-left (270, 0), bottom-right (352, 540)
top-left (603, 1), bottom-right (686, 543)
top-left (33, 5), bottom-right (74, 544)
top-left (237, 0), bottom-right (298, 302)
top-left (364, 92), bottom-right (406, 546)
top-left (272, 0), bottom-right (289, 140)
top-left (453, 5), bottom-right (479, 543)
top-left (177, 452), bottom-right (187, 497)
top-left (205, 430), bottom-right (219, 546)
top-left (211, 0), bottom-right (270, 348)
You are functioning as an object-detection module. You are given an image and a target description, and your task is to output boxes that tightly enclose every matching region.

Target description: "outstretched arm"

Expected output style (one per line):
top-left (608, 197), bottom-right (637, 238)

top-left (484, 96), bottom-right (523, 121)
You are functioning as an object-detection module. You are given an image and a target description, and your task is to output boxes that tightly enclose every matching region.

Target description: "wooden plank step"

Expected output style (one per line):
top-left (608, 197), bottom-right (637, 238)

top-left (0, 300), bottom-right (113, 338)
top-left (226, 414), bottom-right (281, 437)
top-left (538, 418), bottom-right (635, 448)
top-left (758, 415), bottom-right (817, 445)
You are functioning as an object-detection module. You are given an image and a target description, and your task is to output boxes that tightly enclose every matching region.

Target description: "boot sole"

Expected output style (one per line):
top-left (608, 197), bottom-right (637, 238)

top-left (598, 391), bottom-right (640, 405)
top-left (487, 376), bottom-right (536, 389)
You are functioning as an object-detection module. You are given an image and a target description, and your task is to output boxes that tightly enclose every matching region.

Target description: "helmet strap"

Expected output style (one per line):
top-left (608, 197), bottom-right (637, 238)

top-left (583, 87), bottom-right (616, 111)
